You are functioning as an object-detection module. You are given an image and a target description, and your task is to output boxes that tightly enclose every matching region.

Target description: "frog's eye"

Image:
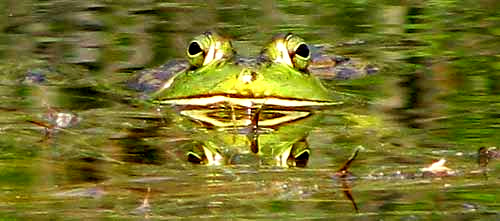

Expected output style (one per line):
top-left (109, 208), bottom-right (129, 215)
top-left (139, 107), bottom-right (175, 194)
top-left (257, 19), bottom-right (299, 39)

top-left (294, 43), bottom-right (310, 59)
top-left (186, 40), bottom-right (206, 68)
top-left (186, 32), bottom-right (234, 68)
top-left (285, 34), bottom-right (311, 71)
top-left (291, 43), bottom-right (310, 71)
top-left (188, 41), bottom-right (203, 57)
top-left (264, 33), bottom-right (311, 72)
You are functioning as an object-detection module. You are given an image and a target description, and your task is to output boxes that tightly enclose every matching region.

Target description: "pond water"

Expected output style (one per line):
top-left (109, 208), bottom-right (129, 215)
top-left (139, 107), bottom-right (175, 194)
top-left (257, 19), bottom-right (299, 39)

top-left (0, 1), bottom-right (498, 220)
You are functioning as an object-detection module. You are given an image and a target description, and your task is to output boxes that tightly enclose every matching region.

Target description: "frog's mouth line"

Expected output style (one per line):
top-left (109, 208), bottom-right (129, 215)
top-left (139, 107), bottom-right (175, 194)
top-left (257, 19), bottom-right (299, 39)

top-left (155, 94), bottom-right (342, 107)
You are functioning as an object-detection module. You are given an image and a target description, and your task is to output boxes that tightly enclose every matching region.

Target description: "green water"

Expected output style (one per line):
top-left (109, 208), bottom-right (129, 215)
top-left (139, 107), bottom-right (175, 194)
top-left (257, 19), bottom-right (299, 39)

top-left (0, 1), bottom-right (498, 220)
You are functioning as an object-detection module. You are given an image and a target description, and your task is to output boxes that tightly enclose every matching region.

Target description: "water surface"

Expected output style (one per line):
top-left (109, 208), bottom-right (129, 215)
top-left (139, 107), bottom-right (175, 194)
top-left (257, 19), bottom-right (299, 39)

top-left (0, 1), bottom-right (498, 220)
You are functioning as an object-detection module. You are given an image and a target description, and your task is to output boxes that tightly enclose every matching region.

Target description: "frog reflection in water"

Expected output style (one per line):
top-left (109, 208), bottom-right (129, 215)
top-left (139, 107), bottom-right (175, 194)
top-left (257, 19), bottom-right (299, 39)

top-left (139, 32), bottom-right (346, 167)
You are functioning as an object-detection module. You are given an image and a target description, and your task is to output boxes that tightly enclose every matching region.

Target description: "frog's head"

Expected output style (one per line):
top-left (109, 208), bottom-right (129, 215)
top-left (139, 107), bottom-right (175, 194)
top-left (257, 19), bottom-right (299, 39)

top-left (152, 32), bottom-right (340, 107)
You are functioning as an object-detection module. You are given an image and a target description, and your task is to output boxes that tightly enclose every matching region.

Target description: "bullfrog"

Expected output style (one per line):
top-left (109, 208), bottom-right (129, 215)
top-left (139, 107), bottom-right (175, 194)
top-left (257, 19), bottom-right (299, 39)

top-left (151, 32), bottom-right (340, 107)
top-left (130, 32), bottom-right (372, 167)
top-left (129, 33), bottom-right (377, 94)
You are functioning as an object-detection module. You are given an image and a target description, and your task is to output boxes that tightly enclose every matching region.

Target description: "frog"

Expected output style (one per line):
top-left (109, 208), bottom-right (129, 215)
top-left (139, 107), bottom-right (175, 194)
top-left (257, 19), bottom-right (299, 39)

top-left (130, 31), bottom-right (374, 167)
top-left (129, 34), bottom-right (377, 94)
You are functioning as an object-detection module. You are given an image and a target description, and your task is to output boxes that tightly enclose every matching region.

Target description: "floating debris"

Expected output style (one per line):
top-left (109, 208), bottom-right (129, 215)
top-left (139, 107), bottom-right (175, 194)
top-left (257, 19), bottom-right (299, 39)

top-left (23, 69), bottom-right (47, 85)
top-left (132, 187), bottom-right (152, 217)
top-left (421, 158), bottom-right (455, 176)
top-left (28, 108), bottom-right (80, 139)
top-left (477, 146), bottom-right (499, 177)
top-left (478, 146), bottom-right (499, 167)
top-left (45, 110), bottom-right (80, 129)
top-left (334, 146), bottom-right (364, 213)
top-left (54, 187), bottom-right (105, 199)
top-left (336, 146), bottom-right (364, 178)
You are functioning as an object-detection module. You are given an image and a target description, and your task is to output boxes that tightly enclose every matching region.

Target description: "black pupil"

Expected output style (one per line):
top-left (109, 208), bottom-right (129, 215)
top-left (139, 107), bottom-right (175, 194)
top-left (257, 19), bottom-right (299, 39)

top-left (295, 43), bottom-right (310, 58)
top-left (188, 42), bottom-right (203, 55)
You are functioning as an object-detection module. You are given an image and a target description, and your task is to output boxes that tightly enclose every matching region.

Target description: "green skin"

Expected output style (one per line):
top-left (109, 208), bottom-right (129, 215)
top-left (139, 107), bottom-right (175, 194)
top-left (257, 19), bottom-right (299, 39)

top-left (151, 33), bottom-right (337, 104)
top-left (153, 61), bottom-right (333, 101)
top-left (150, 32), bottom-right (339, 167)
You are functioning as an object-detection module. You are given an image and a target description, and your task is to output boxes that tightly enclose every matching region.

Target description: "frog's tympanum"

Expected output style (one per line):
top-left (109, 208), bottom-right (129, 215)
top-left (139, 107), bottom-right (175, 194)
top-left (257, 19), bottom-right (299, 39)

top-left (147, 32), bottom-right (345, 167)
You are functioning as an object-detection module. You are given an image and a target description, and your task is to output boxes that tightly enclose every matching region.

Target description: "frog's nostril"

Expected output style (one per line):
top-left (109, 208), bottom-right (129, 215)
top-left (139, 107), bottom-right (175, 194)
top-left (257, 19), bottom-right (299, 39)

top-left (251, 71), bottom-right (257, 81)
top-left (240, 70), bottom-right (257, 84)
